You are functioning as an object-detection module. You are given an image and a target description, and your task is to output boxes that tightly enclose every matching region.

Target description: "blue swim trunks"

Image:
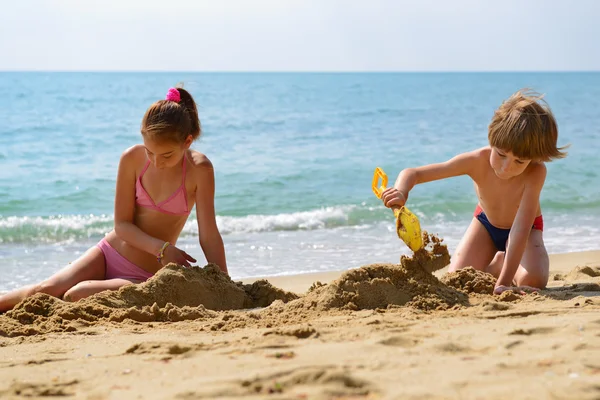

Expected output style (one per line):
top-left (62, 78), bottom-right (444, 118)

top-left (474, 205), bottom-right (544, 252)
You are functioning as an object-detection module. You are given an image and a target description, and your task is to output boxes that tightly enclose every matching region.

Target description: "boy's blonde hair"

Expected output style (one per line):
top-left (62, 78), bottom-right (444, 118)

top-left (488, 89), bottom-right (568, 162)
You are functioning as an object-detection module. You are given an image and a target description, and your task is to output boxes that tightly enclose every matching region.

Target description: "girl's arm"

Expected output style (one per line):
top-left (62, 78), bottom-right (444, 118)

top-left (496, 164), bottom-right (547, 288)
top-left (382, 148), bottom-right (483, 208)
top-left (113, 147), bottom-right (167, 257)
top-left (194, 157), bottom-right (228, 274)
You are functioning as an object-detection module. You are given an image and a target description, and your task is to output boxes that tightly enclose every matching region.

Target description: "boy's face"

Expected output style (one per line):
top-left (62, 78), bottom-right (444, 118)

top-left (489, 147), bottom-right (531, 179)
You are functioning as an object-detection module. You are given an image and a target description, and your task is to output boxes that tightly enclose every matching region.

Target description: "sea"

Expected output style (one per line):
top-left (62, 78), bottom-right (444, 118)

top-left (1, 72), bottom-right (599, 292)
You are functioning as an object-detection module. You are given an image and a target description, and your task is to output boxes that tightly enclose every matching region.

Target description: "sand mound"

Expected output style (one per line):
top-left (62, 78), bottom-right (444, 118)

top-left (552, 265), bottom-right (600, 282)
top-left (0, 264), bottom-right (298, 337)
top-left (0, 233), bottom-right (471, 337)
top-left (92, 263), bottom-right (298, 310)
top-left (441, 267), bottom-right (496, 294)
top-left (277, 234), bottom-right (466, 312)
top-left (564, 265), bottom-right (600, 281)
top-left (242, 279), bottom-right (299, 308)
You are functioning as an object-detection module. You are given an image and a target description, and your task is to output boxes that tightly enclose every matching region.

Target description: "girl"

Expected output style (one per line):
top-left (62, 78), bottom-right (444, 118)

top-left (0, 87), bottom-right (227, 311)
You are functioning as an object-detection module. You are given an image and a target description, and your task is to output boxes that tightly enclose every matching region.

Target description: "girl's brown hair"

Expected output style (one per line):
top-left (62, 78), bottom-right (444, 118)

top-left (141, 87), bottom-right (201, 143)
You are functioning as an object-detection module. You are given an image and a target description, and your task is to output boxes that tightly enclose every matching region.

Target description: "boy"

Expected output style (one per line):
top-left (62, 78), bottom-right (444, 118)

top-left (382, 89), bottom-right (567, 294)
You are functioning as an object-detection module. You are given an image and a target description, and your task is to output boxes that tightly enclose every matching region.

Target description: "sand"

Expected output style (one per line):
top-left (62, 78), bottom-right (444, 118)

top-left (1, 234), bottom-right (599, 399)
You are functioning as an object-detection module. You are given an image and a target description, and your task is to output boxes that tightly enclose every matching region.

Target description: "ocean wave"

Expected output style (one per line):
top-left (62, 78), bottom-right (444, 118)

top-left (214, 206), bottom-right (355, 235)
top-left (0, 214), bottom-right (114, 243)
top-left (0, 206), bottom-right (351, 243)
top-left (2, 203), bottom-right (600, 244)
top-left (0, 206), bottom-right (379, 243)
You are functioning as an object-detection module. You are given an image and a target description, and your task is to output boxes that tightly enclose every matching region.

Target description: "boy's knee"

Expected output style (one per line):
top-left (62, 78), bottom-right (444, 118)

top-left (517, 273), bottom-right (547, 289)
top-left (448, 263), bottom-right (486, 273)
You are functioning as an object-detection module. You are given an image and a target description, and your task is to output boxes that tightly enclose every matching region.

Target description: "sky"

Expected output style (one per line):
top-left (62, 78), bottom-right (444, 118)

top-left (0, 0), bottom-right (599, 72)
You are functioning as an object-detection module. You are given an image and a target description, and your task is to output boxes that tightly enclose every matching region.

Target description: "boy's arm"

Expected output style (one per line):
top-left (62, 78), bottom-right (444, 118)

top-left (194, 157), bottom-right (228, 275)
top-left (384, 149), bottom-right (483, 208)
top-left (496, 164), bottom-right (547, 288)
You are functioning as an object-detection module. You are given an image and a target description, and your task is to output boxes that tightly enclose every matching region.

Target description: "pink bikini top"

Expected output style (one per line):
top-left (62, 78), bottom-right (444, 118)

top-left (135, 156), bottom-right (190, 216)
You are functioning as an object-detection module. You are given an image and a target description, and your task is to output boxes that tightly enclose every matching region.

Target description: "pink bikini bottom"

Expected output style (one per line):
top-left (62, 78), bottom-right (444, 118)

top-left (96, 238), bottom-right (154, 282)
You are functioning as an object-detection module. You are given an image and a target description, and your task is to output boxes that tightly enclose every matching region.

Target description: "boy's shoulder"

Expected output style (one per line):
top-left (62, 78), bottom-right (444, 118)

top-left (469, 146), bottom-right (492, 159)
top-left (456, 147), bottom-right (492, 167)
top-left (523, 161), bottom-right (547, 184)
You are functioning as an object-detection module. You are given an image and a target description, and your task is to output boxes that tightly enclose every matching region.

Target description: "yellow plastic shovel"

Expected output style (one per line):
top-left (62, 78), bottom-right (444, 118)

top-left (372, 167), bottom-right (423, 252)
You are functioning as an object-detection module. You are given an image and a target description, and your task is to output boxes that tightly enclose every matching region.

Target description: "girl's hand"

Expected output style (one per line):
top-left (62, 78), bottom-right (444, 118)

top-left (161, 245), bottom-right (197, 268)
top-left (381, 187), bottom-right (408, 209)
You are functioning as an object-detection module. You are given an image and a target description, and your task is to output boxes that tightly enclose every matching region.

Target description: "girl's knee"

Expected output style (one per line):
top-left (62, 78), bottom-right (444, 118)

top-left (63, 281), bottom-right (118, 302)
top-left (63, 282), bottom-right (94, 302)
top-left (34, 281), bottom-right (65, 298)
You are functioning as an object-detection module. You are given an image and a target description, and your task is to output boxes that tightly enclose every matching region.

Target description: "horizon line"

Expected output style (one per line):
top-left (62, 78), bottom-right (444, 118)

top-left (1, 69), bottom-right (599, 74)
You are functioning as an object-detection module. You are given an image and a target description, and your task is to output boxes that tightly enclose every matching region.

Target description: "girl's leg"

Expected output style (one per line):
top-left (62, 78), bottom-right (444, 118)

top-left (0, 246), bottom-right (106, 312)
top-left (448, 218), bottom-right (498, 273)
top-left (63, 278), bottom-right (140, 302)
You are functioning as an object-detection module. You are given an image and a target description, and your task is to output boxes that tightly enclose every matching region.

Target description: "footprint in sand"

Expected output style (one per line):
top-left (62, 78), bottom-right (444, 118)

top-left (480, 301), bottom-right (512, 311)
top-left (177, 366), bottom-right (376, 398)
top-left (378, 335), bottom-right (420, 348)
top-left (1, 380), bottom-right (78, 397)
top-left (263, 326), bottom-right (318, 339)
top-left (508, 327), bottom-right (555, 336)
top-left (546, 283), bottom-right (600, 301)
top-left (435, 342), bottom-right (471, 353)
top-left (125, 341), bottom-right (204, 356)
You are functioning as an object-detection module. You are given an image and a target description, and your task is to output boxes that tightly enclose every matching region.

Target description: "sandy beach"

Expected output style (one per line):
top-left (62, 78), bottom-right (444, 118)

top-left (1, 236), bottom-right (599, 400)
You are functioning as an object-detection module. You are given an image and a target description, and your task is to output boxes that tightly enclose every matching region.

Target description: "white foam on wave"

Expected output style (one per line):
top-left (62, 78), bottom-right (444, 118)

top-left (1, 207), bottom-right (599, 255)
top-left (0, 214), bottom-right (113, 243)
top-left (184, 206), bottom-right (355, 235)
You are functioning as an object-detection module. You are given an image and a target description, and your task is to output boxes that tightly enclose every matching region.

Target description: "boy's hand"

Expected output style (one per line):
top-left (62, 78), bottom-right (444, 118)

top-left (381, 188), bottom-right (408, 208)
top-left (493, 285), bottom-right (540, 295)
top-left (494, 285), bottom-right (522, 295)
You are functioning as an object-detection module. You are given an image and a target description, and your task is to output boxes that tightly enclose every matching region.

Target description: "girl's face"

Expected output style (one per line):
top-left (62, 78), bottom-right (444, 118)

top-left (143, 135), bottom-right (192, 170)
top-left (489, 147), bottom-right (531, 179)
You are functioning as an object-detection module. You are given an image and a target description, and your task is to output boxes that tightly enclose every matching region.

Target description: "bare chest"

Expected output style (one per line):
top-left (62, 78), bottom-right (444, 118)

top-left (474, 170), bottom-right (527, 227)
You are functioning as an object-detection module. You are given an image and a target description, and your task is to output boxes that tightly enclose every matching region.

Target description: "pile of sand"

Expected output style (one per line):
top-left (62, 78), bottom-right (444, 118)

top-left (258, 233), bottom-right (466, 320)
top-left (0, 264), bottom-right (298, 337)
top-left (441, 267), bottom-right (497, 295)
top-left (0, 233), bottom-right (477, 337)
top-left (552, 265), bottom-right (600, 282)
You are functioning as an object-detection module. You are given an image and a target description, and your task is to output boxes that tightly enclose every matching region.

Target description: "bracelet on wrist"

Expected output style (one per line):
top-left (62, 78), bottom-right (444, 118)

top-left (157, 241), bottom-right (171, 264)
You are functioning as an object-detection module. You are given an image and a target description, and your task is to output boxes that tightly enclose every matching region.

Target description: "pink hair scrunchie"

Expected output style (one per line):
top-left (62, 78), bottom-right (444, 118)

top-left (165, 87), bottom-right (181, 103)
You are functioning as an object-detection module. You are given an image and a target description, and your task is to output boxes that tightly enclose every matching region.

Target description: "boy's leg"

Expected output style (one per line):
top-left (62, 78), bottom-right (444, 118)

top-left (0, 246), bottom-right (106, 312)
top-left (63, 278), bottom-right (140, 302)
top-left (449, 218), bottom-right (498, 273)
top-left (486, 252), bottom-right (506, 278)
top-left (514, 229), bottom-right (549, 289)
top-left (485, 229), bottom-right (549, 289)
